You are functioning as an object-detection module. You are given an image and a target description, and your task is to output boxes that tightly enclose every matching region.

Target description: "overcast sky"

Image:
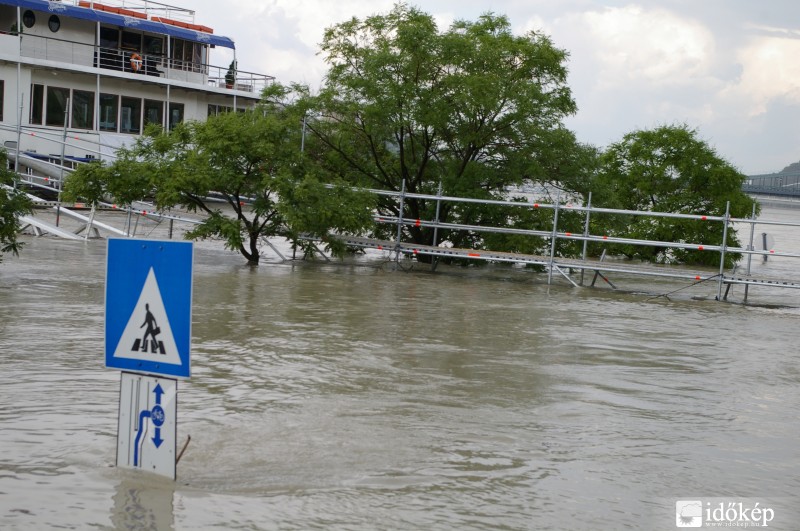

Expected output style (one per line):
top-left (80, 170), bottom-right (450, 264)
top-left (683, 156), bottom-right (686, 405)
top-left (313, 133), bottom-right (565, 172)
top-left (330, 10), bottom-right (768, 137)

top-left (191, 0), bottom-right (799, 176)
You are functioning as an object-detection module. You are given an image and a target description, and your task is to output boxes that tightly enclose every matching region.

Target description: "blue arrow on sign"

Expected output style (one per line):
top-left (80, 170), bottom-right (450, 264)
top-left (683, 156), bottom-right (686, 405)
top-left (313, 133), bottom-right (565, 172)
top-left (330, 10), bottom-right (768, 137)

top-left (151, 383), bottom-right (165, 448)
top-left (133, 385), bottom-right (168, 465)
top-left (153, 383), bottom-right (164, 405)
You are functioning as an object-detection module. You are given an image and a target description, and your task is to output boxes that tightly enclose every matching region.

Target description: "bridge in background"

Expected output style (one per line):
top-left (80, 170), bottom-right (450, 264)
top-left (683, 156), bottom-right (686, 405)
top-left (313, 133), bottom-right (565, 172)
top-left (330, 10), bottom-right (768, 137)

top-left (744, 167), bottom-right (800, 197)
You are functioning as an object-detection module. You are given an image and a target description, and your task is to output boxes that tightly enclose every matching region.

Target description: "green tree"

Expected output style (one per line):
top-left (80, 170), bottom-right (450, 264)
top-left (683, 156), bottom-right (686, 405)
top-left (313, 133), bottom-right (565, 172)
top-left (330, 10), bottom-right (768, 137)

top-left (592, 124), bottom-right (758, 266)
top-left (64, 84), bottom-right (375, 265)
top-left (0, 151), bottom-right (33, 262)
top-left (304, 4), bottom-right (586, 256)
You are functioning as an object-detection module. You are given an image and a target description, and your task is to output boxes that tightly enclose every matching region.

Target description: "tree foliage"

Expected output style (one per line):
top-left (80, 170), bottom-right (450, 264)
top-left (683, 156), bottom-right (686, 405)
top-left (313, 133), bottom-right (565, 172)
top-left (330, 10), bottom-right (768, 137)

top-left (591, 124), bottom-right (759, 266)
top-left (64, 84), bottom-right (375, 264)
top-left (304, 4), bottom-right (587, 255)
top-left (0, 151), bottom-right (33, 262)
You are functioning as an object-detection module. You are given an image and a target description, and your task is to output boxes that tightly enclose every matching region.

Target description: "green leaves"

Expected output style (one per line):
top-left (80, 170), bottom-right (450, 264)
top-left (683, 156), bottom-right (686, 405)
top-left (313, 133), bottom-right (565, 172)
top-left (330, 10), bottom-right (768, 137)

top-left (0, 151), bottom-right (33, 261)
top-left (593, 124), bottom-right (759, 266)
top-left (309, 4), bottom-right (581, 256)
top-left (62, 83), bottom-right (380, 265)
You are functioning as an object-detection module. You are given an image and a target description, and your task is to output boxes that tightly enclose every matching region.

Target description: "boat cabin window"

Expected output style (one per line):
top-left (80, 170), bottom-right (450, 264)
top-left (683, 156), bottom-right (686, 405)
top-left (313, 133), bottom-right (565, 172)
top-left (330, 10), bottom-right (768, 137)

top-left (100, 27), bottom-right (119, 49)
top-left (0, 80), bottom-right (4, 122)
top-left (121, 31), bottom-right (142, 53)
top-left (169, 39), bottom-right (206, 72)
top-left (71, 90), bottom-right (94, 130)
top-left (22, 10), bottom-right (35, 29)
top-left (144, 35), bottom-right (163, 56)
top-left (120, 96), bottom-right (141, 134)
top-left (45, 87), bottom-right (70, 127)
top-left (170, 39), bottom-right (184, 68)
top-left (27, 87), bottom-right (191, 134)
top-left (99, 94), bottom-right (118, 132)
top-left (169, 103), bottom-right (184, 130)
top-left (30, 84), bottom-right (44, 125)
top-left (144, 100), bottom-right (163, 127)
top-left (208, 104), bottom-right (232, 117)
top-left (48, 15), bottom-right (60, 33)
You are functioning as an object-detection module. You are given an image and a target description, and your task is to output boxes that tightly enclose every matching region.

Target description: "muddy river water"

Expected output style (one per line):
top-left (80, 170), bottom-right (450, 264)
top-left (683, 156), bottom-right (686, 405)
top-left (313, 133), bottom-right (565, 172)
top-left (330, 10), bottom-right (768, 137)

top-left (1, 205), bottom-right (799, 530)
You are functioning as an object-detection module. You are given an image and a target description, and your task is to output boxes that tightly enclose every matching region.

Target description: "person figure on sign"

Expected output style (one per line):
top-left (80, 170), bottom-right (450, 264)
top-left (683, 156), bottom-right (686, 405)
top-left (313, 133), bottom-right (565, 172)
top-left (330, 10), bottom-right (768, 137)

top-left (140, 303), bottom-right (161, 353)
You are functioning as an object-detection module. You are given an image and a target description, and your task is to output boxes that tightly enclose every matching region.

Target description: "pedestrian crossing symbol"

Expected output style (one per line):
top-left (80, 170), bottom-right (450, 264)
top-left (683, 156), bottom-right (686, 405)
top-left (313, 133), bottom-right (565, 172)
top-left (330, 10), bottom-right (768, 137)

top-left (106, 239), bottom-right (192, 378)
top-left (113, 268), bottom-right (181, 365)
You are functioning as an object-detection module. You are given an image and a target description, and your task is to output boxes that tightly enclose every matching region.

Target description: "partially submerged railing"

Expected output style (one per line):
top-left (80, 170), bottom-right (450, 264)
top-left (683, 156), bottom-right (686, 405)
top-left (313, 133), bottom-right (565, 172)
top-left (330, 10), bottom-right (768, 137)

top-left (354, 183), bottom-right (800, 302)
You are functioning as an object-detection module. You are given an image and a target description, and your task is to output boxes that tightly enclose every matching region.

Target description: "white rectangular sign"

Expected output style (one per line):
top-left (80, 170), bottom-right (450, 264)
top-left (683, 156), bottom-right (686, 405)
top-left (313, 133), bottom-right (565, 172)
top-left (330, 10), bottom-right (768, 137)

top-left (117, 372), bottom-right (178, 480)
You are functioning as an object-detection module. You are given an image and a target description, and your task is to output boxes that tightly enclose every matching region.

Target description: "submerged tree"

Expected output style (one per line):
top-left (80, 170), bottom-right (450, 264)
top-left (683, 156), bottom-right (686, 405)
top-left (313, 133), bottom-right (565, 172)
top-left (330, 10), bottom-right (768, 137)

top-left (304, 4), bottom-right (588, 255)
top-left (64, 84), bottom-right (375, 265)
top-left (591, 124), bottom-right (758, 266)
top-left (0, 151), bottom-right (33, 263)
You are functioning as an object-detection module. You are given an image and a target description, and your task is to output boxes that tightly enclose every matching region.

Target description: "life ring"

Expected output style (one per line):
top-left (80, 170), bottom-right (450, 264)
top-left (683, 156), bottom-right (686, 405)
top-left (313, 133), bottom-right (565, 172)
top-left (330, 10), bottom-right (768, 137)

top-left (130, 53), bottom-right (142, 72)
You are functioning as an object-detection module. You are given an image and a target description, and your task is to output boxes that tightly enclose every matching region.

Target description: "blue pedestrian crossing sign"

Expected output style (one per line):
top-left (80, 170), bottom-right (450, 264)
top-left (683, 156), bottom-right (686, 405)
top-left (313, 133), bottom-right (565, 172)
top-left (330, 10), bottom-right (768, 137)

top-left (106, 239), bottom-right (193, 378)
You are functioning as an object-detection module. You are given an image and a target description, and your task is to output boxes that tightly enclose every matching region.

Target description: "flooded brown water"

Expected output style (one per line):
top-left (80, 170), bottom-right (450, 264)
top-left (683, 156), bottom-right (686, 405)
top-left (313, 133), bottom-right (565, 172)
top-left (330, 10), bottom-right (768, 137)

top-left (1, 205), bottom-right (799, 530)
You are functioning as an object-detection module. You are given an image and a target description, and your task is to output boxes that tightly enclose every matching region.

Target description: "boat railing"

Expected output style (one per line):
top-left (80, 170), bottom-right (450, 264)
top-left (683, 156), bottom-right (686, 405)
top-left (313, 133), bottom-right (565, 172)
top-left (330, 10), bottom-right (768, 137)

top-left (4, 31), bottom-right (273, 94)
top-left (61, 0), bottom-right (197, 24)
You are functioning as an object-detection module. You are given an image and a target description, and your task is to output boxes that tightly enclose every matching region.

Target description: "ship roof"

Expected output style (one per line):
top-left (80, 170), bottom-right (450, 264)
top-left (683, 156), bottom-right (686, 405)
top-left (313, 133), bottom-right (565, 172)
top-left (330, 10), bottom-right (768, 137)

top-left (2, 0), bottom-right (235, 49)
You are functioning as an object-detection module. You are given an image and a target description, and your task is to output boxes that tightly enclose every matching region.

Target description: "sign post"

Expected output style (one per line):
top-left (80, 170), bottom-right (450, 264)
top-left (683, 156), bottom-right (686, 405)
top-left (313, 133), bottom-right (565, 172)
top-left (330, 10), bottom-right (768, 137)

top-left (117, 372), bottom-right (178, 478)
top-left (106, 239), bottom-right (192, 480)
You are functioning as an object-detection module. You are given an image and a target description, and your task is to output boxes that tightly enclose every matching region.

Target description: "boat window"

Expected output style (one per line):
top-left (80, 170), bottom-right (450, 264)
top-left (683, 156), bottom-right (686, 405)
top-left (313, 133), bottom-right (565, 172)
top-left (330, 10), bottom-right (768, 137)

top-left (144, 35), bottom-right (163, 56)
top-left (182, 41), bottom-right (193, 68)
top-left (208, 104), bottom-right (232, 117)
top-left (120, 97), bottom-right (141, 134)
top-left (72, 90), bottom-right (94, 130)
top-left (45, 86), bottom-right (70, 127)
top-left (22, 10), bottom-right (35, 29)
top-left (30, 84), bottom-right (44, 125)
top-left (192, 44), bottom-right (202, 71)
top-left (144, 100), bottom-right (163, 127)
top-left (121, 31), bottom-right (141, 52)
top-left (99, 93), bottom-right (118, 132)
top-left (100, 27), bottom-right (119, 49)
top-left (0, 80), bottom-right (4, 121)
top-left (171, 39), bottom-right (184, 68)
top-left (48, 15), bottom-right (60, 33)
top-left (168, 102), bottom-right (184, 130)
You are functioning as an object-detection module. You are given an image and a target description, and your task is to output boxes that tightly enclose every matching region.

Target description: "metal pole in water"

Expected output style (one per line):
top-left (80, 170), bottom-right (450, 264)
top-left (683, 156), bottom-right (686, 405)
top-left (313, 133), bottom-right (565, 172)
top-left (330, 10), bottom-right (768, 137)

top-left (580, 192), bottom-right (592, 286)
top-left (431, 181), bottom-right (443, 272)
top-left (125, 207), bottom-right (133, 237)
top-left (13, 7), bottom-right (19, 179)
top-left (14, 91), bottom-right (23, 178)
top-left (84, 203), bottom-right (96, 241)
top-left (548, 192), bottom-right (561, 285)
top-left (744, 203), bottom-right (757, 302)
top-left (56, 98), bottom-right (70, 227)
top-left (394, 179), bottom-right (406, 263)
top-left (432, 181), bottom-right (443, 247)
top-left (716, 201), bottom-right (730, 301)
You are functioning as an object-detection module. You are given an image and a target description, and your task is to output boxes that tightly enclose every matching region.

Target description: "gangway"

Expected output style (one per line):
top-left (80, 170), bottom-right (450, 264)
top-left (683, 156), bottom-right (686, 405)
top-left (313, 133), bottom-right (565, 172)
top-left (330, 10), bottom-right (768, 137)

top-left (18, 215), bottom-right (83, 240)
top-left (52, 206), bottom-right (129, 238)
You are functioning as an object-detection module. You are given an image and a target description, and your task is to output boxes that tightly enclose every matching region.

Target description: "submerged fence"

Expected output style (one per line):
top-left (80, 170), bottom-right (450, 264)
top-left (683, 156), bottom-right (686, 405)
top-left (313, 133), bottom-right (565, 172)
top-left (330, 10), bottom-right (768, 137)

top-left (344, 183), bottom-right (800, 303)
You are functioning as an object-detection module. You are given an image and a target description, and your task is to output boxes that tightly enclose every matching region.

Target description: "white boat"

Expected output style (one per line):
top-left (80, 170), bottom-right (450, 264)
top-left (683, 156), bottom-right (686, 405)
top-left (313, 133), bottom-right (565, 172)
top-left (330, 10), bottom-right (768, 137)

top-left (0, 0), bottom-right (272, 186)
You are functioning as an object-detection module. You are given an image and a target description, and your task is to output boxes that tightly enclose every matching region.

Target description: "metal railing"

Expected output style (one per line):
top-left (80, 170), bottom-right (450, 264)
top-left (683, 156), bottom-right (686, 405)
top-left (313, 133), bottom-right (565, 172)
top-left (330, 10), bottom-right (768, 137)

top-left (47, 0), bottom-right (197, 23)
top-left (6, 31), bottom-right (273, 94)
top-left (354, 183), bottom-right (800, 301)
